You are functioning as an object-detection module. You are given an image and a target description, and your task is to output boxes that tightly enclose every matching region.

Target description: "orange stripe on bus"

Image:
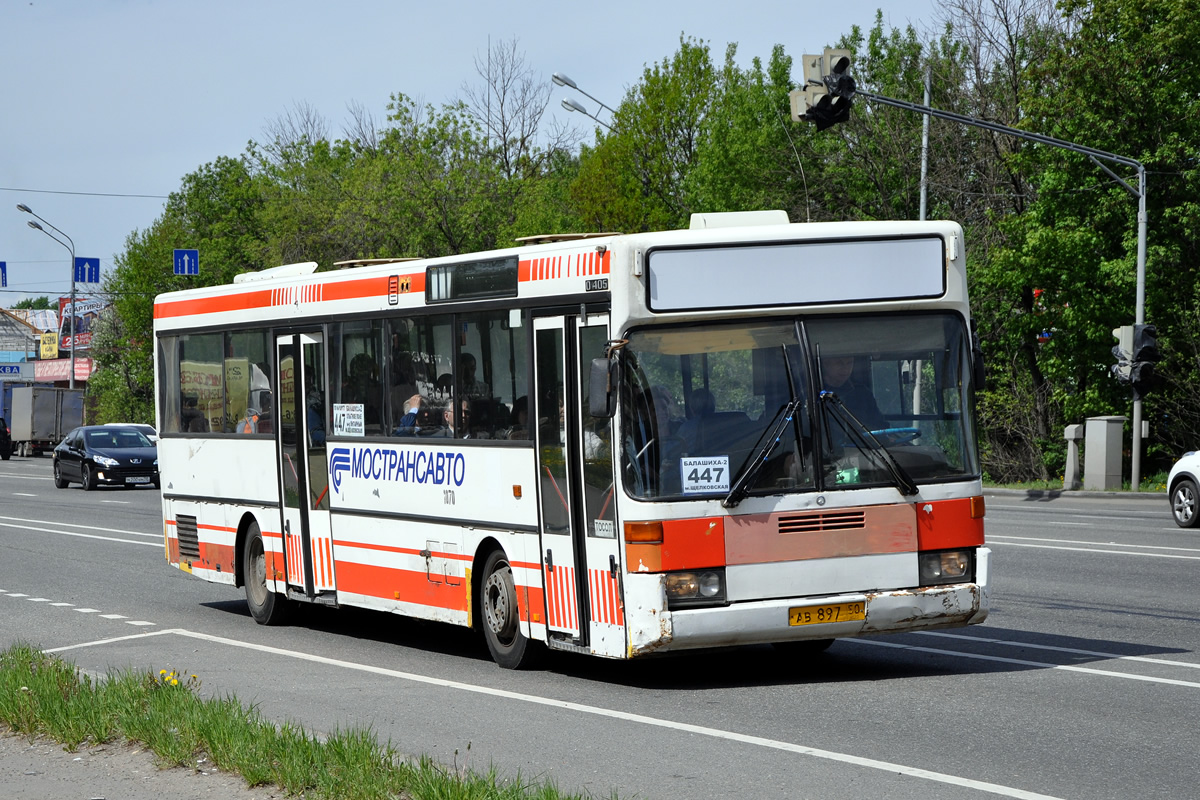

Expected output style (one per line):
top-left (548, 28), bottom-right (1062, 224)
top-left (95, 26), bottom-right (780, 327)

top-left (154, 272), bottom-right (425, 320)
top-left (335, 560), bottom-right (468, 611)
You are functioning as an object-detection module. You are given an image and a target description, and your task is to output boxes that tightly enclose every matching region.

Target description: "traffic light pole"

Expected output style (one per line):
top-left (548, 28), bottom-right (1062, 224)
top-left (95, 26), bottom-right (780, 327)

top-left (849, 88), bottom-right (1150, 489)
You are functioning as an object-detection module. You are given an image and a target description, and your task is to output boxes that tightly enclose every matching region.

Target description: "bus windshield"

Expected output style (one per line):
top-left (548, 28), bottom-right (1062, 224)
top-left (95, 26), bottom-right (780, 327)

top-left (619, 312), bottom-right (979, 501)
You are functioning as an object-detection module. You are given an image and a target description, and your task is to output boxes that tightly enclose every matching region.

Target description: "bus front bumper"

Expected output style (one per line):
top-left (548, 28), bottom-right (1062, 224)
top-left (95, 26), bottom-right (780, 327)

top-left (643, 567), bottom-right (989, 655)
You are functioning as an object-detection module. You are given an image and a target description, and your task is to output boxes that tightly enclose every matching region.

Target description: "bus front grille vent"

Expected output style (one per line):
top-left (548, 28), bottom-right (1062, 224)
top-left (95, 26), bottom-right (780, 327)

top-left (778, 510), bottom-right (867, 534)
top-left (176, 515), bottom-right (201, 560)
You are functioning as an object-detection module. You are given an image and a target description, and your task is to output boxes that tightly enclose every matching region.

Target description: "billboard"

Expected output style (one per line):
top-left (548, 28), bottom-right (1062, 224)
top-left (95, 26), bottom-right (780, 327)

top-left (58, 296), bottom-right (105, 351)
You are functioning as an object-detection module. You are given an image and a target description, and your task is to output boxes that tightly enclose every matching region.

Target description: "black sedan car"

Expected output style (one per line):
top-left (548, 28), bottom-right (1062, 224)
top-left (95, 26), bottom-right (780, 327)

top-left (53, 425), bottom-right (159, 490)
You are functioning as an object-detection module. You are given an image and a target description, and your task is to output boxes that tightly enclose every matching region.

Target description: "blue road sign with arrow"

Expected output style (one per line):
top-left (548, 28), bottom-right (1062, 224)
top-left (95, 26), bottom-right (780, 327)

top-left (174, 249), bottom-right (199, 275)
top-left (74, 257), bottom-right (100, 283)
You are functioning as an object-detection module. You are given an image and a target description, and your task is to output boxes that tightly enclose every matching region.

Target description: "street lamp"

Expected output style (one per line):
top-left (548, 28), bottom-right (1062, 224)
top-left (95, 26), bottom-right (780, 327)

top-left (560, 96), bottom-right (613, 131)
top-left (553, 71), bottom-right (615, 130)
top-left (17, 203), bottom-right (78, 389)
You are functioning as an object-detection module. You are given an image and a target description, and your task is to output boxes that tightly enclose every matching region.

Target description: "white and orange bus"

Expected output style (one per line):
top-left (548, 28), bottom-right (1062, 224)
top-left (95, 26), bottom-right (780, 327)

top-left (153, 210), bottom-right (989, 668)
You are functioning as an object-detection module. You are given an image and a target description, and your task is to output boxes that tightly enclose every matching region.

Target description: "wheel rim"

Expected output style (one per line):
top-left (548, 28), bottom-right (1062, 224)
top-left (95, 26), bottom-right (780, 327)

top-left (1175, 487), bottom-right (1195, 522)
top-left (54, 463), bottom-right (61, 481)
top-left (483, 562), bottom-right (518, 645)
top-left (83, 465), bottom-right (91, 486)
top-left (247, 537), bottom-right (268, 607)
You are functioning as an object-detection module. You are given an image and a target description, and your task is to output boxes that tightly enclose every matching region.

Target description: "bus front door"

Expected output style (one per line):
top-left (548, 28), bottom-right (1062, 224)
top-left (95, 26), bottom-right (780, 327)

top-left (533, 314), bottom-right (622, 656)
top-left (276, 332), bottom-right (336, 600)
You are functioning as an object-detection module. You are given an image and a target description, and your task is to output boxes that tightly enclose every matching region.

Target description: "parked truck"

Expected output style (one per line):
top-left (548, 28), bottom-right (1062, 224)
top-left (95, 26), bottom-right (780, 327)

top-left (9, 386), bottom-right (84, 457)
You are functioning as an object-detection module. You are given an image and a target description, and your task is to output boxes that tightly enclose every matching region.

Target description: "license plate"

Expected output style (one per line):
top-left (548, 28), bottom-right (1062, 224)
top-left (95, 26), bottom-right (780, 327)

top-left (788, 601), bottom-right (865, 626)
top-left (125, 476), bottom-right (151, 484)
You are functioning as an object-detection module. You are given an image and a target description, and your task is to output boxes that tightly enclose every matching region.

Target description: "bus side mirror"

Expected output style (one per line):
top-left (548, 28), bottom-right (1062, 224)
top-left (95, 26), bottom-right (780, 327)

top-left (589, 357), bottom-right (617, 418)
top-left (970, 319), bottom-right (986, 391)
top-left (973, 350), bottom-right (986, 391)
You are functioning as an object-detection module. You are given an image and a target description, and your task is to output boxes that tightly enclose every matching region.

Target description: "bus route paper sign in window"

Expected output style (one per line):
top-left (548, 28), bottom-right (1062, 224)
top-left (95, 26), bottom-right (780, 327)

top-left (333, 404), bottom-right (365, 437)
top-left (681, 456), bottom-right (730, 494)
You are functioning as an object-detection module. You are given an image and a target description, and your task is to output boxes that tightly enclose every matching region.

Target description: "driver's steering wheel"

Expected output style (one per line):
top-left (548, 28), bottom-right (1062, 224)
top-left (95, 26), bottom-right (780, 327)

top-left (869, 426), bottom-right (920, 444)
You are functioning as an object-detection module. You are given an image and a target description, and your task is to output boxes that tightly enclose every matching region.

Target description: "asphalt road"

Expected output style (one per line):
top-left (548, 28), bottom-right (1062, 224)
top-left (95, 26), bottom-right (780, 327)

top-left (2, 455), bottom-right (1196, 800)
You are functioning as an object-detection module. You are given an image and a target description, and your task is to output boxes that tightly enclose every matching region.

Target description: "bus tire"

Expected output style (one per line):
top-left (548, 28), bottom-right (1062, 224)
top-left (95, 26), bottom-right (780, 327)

top-left (772, 638), bottom-right (834, 657)
top-left (480, 548), bottom-right (539, 669)
top-left (243, 521), bottom-right (290, 625)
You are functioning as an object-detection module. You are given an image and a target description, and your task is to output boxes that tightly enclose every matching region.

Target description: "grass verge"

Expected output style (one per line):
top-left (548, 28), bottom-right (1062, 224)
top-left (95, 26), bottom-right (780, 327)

top-left (0, 642), bottom-right (591, 800)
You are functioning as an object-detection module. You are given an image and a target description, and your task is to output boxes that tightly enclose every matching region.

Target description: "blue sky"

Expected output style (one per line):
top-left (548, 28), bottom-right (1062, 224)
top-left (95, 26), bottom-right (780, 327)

top-left (0, 0), bottom-right (937, 303)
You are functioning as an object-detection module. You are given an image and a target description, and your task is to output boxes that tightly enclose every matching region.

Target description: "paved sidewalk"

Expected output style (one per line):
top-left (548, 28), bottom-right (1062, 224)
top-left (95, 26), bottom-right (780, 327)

top-left (0, 731), bottom-right (283, 800)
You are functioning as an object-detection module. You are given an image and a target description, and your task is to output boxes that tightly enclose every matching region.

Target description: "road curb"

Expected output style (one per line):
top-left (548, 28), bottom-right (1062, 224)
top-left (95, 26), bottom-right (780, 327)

top-left (983, 487), bottom-right (1164, 502)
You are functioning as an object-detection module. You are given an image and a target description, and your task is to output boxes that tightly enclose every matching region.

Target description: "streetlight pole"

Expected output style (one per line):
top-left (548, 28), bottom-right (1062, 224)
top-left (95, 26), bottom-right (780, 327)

top-left (17, 203), bottom-right (78, 390)
top-left (553, 72), bottom-right (615, 130)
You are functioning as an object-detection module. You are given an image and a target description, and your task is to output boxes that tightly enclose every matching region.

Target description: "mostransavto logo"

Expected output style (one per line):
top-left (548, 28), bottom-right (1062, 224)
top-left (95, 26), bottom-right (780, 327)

top-left (330, 445), bottom-right (466, 494)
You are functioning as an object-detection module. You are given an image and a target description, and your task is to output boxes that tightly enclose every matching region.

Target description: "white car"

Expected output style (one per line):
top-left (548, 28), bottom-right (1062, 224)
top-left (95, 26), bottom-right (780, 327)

top-left (105, 422), bottom-right (158, 444)
top-left (1167, 451), bottom-right (1200, 527)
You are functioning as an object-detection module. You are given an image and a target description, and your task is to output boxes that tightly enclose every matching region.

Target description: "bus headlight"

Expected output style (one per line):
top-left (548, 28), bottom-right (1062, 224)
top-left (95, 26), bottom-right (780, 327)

top-left (918, 549), bottom-right (974, 586)
top-left (665, 568), bottom-right (726, 608)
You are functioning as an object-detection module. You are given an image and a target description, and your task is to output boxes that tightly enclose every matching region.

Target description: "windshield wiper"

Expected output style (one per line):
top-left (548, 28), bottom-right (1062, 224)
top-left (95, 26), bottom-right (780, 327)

top-left (820, 391), bottom-right (918, 496)
top-left (722, 398), bottom-right (803, 508)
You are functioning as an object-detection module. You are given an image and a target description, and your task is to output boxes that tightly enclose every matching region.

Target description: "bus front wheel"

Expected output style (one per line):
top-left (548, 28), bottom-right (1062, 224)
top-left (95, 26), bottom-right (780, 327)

top-left (243, 522), bottom-right (290, 625)
top-left (480, 549), bottom-right (539, 669)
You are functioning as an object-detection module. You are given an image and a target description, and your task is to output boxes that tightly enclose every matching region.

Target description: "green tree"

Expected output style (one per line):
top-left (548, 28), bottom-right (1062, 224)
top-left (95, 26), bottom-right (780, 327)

top-left (994, 0), bottom-right (1200, 475)
top-left (572, 36), bottom-right (718, 232)
top-left (13, 296), bottom-right (54, 310)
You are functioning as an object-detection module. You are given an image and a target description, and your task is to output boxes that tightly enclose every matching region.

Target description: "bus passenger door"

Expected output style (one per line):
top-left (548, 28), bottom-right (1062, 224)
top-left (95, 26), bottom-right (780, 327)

top-left (276, 332), bottom-right (336, 599)
top-left (533, 314), bottom-right (622, 656)
top-left (576, 315), bottom-right (623, 658)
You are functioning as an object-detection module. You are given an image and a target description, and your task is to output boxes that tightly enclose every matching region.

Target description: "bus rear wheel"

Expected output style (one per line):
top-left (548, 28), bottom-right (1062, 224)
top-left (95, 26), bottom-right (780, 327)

top-left (480, 549), bottom-right (539, 669)
top-left (243, 522), bottom-right (290, 625)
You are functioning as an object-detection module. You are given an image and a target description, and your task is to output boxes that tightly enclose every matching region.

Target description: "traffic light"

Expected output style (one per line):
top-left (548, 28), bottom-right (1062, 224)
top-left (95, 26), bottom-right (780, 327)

top-left (1131, 323), bottom-right (1159, 399)
top-left (1111, 325), bottom-right (1133, 383)
top-left (789, 49), bottom-right (855, 131)
top-left (1132, 323), bottom-right (1159, 364)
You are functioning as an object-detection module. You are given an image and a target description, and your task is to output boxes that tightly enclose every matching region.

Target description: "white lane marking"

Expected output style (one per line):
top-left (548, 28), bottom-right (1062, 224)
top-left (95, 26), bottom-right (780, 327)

top-left (989, 534), bottom-right (1200, 553)
top-left (988, 508), bottom-right (1155, 520)
top-left (0, 515), bottom-right (155, 536)
top-left (53, 628), bottom-right (1058, 800)
top-left (100, 500), bottom-right (133, 505)
top-left (916, 631), bottom-right (1200, 670)
top-left (4, 587), bottom-right (154, 627)
top-left (989, 540), bottom-right (1200, 560)
top-left (13, 493), bottom-right (38, 497)
top-left (44, 629), bottom-right (177, 653)
top-left (848, 639), bottom-right (1200, 688)
top-left (0, 521), bottom-right (161, 548)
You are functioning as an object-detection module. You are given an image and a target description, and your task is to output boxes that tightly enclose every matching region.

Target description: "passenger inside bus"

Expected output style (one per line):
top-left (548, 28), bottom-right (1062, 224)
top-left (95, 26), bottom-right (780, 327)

top-left (505, 396), bottom-right (528, 440)
top-left (459, 352), bottom-right (490, 399)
